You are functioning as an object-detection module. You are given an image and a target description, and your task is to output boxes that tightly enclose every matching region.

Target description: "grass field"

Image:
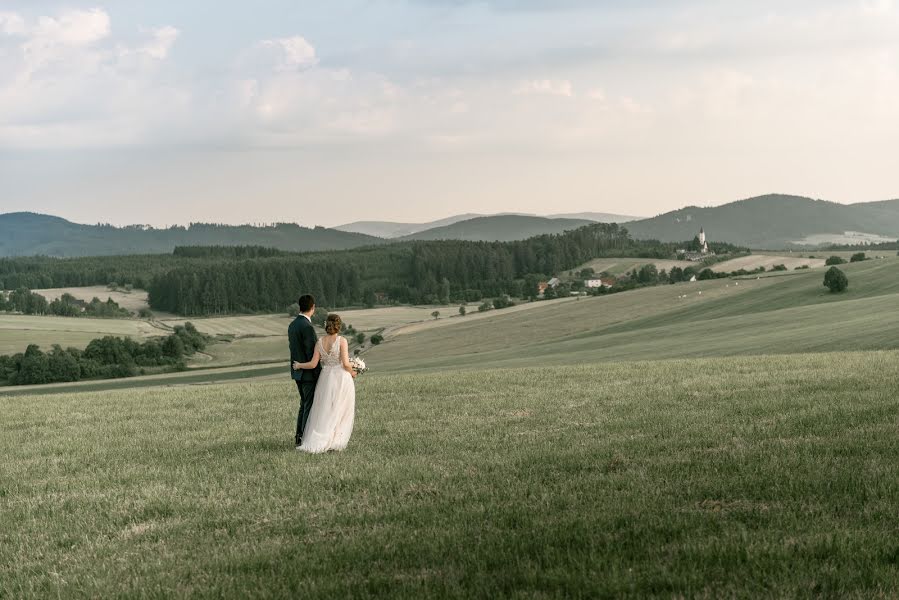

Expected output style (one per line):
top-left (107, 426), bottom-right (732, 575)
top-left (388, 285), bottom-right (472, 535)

top-left (32, 286), bottom-right (154, 314)
top-left (712, 254), bottom-right (825, 272)
top-left (571, 257), bottom-right (695, 277)
top-left (367, 256), bottom-right (899, 372)
top-left (0, 314), bottom-right (158, 355)
top-left (2, 351), bottom-right (898, 597)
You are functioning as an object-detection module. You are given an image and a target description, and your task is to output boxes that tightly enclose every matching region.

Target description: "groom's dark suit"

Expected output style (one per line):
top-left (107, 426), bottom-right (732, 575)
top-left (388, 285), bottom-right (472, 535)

top-left (289, 314), bottom-right (321, 445)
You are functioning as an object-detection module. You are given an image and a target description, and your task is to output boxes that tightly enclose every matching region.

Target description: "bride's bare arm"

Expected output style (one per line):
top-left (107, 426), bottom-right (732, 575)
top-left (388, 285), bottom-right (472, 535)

top-left (340, 337), bottom-right (357, 378)
top-left (293, 347), bottom-right (320, 371)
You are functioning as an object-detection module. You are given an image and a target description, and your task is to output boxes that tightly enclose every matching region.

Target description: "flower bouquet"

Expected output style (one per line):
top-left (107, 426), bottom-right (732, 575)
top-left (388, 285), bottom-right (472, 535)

top-left (350, 356), bottom-right (367, 375)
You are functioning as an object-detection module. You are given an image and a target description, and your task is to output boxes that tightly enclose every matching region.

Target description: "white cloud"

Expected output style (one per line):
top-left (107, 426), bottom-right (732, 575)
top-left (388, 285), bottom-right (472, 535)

top-left (860, 0), bottom-right (894, 15)
top-left (260, 35), bottom-right (318, 70)
top-left (515, 79), bottom-right (573, 97)
top-left (0, 11), bottom-right (26, 35)
top-left (31, 8), bottom-right (110, 46)
top-left (139, 26), bottom-right (180, 60)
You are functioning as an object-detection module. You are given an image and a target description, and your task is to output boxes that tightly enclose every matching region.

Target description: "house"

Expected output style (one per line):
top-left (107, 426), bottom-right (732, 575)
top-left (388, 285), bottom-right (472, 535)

top-left (584, 277), bottom-right (616, 289)
top-left (537, 282), bottom-right (549, 295)
top-left (547, 277), bottom-right (561, 288)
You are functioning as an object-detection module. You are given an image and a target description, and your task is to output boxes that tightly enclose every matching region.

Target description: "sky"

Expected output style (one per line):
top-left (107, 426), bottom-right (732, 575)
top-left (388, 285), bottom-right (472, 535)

top-left (1, 1), bottom-right (898, 228)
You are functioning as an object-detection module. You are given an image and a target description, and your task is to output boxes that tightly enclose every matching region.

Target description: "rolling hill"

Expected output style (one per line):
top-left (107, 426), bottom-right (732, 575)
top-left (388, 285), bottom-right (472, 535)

top-left (624, 194), bottom-right (899, 248)
top-left (336, 211), bottom-right (640, 238)
top-left (397, 215), bottom-right (594, 242)
top-left (367, 255), bottom-right (899, 372)
top-left (0, 213), bottom-right (383, 258)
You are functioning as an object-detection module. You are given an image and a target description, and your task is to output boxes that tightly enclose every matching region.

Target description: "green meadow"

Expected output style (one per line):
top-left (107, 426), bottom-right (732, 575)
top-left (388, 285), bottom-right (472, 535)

top-left (2, 256), bottom-right (899, 597)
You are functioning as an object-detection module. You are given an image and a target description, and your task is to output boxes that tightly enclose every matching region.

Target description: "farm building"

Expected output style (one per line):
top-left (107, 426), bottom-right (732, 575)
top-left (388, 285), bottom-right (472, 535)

top-left (584, 277), bottom-right (616, 289)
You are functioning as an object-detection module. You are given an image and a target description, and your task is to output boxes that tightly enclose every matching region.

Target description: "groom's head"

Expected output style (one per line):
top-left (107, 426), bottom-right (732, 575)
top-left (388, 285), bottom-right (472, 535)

top-left (298, 294), bottom-right (315, 316)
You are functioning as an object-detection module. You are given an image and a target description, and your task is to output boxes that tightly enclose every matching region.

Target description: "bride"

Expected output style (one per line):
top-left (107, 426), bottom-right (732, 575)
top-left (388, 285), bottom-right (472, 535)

top-left (292, 314), bottom-right (357, 453)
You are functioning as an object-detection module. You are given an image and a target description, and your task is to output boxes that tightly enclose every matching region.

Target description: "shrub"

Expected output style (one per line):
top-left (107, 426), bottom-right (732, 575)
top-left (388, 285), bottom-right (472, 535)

top-left (478, 302), bottom-right (492, 312)
top-left (825, 256), bottom-right (846, 266)
top-left (355, 332), bottom-right (366, 345)
top-left (823, 266), bottom-right (848, 293)
top-left (138, 308), bottom-right (154, 319)
top-left (458, 305), bottom-right (467, 316)
top-left (370, 334), bottom-right (383, 345)
top-left (850, 252), bottom-right (867, 263)
top-left (770, 264), bottom-right (788, 272)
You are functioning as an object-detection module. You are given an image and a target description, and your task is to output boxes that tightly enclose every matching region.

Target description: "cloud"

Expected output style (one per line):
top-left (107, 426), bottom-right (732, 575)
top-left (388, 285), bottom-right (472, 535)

top-left (259, 35), bottom-right (318, 70)
top-left (515, 79), bottom-right (573, 97)
top-left (31, 8), bottom-right (110, 46)
top-left (139, 26), bottom-right (180, 60)
top-left (0, 11), bottom-right (26, 35)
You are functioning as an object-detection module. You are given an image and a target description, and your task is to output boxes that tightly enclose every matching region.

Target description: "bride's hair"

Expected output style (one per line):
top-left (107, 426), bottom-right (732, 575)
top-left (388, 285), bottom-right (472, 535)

top-left (325, 313), bottom-right (342, 335)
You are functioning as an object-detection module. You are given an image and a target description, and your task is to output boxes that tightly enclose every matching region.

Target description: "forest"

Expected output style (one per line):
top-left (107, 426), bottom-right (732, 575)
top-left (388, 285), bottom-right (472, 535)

top-left (1, 224), bottom-right (746, 316)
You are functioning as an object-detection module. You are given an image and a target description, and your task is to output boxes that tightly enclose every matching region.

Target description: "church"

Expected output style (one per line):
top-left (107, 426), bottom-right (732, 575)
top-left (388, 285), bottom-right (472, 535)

top-left (679, 228), bottom-right (715, 262)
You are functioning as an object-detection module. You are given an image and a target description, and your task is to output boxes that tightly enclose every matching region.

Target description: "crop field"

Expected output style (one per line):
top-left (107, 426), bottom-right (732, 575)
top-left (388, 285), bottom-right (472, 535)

top-left (572, 257), bottom-right (695, 277)
top-left (2, 351), bottom-right (898, 597)
top-left (0, 314), bottom-right (158, 355)
top-left (31, 286), bottom-right (152, 314)
top-left (367, 257), bottom-right (899, 372)
top-left (712, 254), bottom-right (825, 272)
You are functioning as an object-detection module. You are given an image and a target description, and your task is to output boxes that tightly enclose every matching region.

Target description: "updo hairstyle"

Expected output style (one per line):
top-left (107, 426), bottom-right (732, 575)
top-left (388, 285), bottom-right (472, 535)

top-left (325, 313), bottom-right (342, 335)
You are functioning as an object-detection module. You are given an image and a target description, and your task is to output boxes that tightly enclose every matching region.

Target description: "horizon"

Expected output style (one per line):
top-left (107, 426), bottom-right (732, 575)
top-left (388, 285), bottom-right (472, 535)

top-left (3, 2), bottom-right (899, 227)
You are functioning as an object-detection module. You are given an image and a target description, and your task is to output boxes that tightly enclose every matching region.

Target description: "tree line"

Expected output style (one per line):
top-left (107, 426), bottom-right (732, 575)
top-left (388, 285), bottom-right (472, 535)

top-left (0, 289), bottom-right (130, 318)
top-left (0, 323), bottom-right (208, 386)
top-left (2, 224), bottom-right (747, 316)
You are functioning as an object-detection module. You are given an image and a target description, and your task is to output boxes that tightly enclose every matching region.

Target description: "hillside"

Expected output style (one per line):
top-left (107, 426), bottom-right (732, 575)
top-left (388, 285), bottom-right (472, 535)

top-left (0, 213), bottom-right (383, 258)
top-left (368, 256), bottom-right (899, 372)
top-left (337, 211), bottom-right (640, 238)
top-left (398, 215), bottom-right (593, 242)
top-left (624, 194), bottom-right (899, 248)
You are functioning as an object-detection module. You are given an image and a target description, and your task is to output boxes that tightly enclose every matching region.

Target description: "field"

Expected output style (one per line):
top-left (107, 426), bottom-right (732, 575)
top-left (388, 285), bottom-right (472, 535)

top-left (712, 254), bottom-right (825, 272)
top-left (0, 314), bottom-right (159, 355)
top-left (2, 351), bottom-right (898, 597)
top-left (366, 256), bottom-right (899, 372)
top-left (4, 255), bottom-right (899, 596)
top-left (32, 286), bottom-right (153, 314)
top-left (572, 257), bottom-right (695, 277)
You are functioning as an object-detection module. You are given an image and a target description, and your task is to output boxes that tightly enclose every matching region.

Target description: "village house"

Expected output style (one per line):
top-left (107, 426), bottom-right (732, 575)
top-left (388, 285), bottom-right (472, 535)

top-left (584, 277), bottom-right (616, 289)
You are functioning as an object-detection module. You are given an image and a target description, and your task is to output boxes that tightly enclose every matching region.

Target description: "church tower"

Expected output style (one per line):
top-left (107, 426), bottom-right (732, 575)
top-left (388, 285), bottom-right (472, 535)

top-left (699, 227), bottom-right (706, 245)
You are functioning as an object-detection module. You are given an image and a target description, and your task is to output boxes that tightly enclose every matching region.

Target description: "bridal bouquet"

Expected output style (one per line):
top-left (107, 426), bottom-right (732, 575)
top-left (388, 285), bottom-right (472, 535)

top-left (350, 357), bottom-right (368, 375)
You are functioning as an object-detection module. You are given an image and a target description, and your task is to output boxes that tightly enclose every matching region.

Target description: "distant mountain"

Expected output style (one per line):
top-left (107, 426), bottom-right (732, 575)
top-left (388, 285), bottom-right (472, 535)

top-left (547, 212), bottom-right (641, 223)
top-left (624, 194), bottom-right (899, 248)
top-left (398, 215), bottom-right (594, 242)
top-left (336, 211), bottom-right (640, 239)
top-left (334, 214), bottom-right (482, 239)
top-left (0, 213), bottom-right (383, 258)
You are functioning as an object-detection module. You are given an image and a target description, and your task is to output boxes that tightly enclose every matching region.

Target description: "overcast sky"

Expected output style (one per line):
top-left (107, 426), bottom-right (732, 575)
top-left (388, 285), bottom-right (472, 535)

top-left (2, 1), bottom-right (898, 227)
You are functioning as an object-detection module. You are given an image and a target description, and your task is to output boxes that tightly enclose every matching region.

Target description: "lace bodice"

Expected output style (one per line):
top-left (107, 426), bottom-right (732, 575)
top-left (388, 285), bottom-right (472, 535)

top-left (318, 336), bottom-right (343, 368)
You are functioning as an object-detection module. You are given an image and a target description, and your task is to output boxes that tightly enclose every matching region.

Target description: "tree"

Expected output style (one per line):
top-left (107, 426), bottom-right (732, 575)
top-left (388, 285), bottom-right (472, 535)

top-left (825, 256), bottom-right (846, 266)
top-left (355, 332), bottom-right (366, 345)
top-left (823, 266), bottom-right (848, 293)
top-left (287, 303), bottom-right (300, 317)
top-left (850, 252), bottom-right (867, 263)
top-left (370, 334), bottom-right (383, 345)
top-left (431, 310), bottom-right (440, 320)
top-left (459, 305), bottom-right (467, 316)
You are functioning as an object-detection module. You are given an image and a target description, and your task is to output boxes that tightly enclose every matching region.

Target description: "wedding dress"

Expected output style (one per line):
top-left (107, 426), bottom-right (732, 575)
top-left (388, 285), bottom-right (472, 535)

top-left (299, 337), bottom-right (355, 453)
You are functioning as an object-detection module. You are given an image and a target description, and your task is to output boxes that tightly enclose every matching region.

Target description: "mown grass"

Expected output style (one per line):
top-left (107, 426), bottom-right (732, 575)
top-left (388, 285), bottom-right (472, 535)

top-left (2, 351), bottom-right (898, 598)
top-left (368, 257), bottom-right (899, 372)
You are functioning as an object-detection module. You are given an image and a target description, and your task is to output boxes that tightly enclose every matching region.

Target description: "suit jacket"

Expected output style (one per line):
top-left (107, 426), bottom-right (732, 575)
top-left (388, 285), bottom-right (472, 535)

top-left (289, 315), bottom-right (320, 382)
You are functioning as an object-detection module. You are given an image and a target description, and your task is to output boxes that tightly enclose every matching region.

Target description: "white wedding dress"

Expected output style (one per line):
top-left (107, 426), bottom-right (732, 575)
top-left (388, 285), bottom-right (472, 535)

top-left (299, 337), bottom-right (356, 454)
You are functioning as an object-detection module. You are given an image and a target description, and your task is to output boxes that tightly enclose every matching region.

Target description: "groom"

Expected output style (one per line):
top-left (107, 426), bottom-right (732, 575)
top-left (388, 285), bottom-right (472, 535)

top-left (289, 294), bottom-right (320, 448)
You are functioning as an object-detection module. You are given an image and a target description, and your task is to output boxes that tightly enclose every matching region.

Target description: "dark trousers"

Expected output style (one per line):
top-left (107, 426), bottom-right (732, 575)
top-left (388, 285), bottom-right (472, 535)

top-left (295, 380), bottom-right (316, 445)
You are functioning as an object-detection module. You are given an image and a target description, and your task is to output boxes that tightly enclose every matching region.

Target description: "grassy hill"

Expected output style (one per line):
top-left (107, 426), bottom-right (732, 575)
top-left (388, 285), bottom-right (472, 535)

top-left (3, 351), bottom-right (897, 597)
top-left (367, 256), bottom-right (899, 372)
top-left (624, 194), bottom-right (899, 248)
top-left (399, 215), bottom-right (593, 242)
top-left (0, 213), bottom-right (383, 258)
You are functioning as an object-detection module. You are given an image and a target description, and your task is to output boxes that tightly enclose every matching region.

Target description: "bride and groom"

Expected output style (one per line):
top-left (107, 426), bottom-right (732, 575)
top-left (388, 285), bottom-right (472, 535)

top-left (289, 294), bottom-right (357, 454)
